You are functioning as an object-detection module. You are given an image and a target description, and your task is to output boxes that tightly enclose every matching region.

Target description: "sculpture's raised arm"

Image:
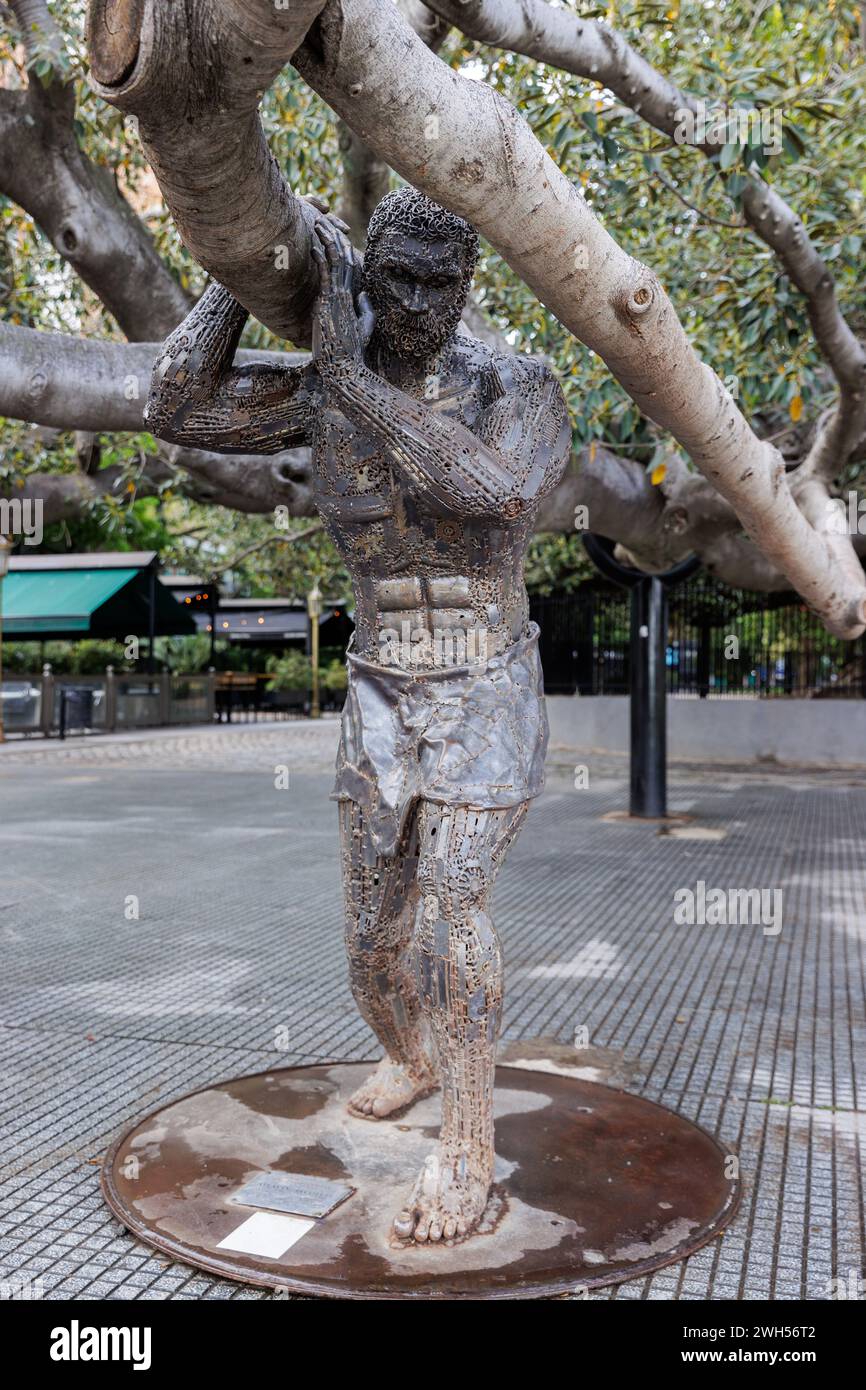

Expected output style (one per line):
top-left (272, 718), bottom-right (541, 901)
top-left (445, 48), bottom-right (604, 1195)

top-left (144, 281), bottom-right (316, 455)
top-left (311, 222), bottom-right (571, 522)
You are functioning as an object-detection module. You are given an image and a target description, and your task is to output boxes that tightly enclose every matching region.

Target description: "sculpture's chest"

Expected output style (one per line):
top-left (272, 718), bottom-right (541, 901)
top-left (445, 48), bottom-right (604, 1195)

top-left (310, 376), bottom-right (478, 508)
top-left (312, 377), bottom-right (480, 488)
top-left (309, 382), bottom-right (489, 569)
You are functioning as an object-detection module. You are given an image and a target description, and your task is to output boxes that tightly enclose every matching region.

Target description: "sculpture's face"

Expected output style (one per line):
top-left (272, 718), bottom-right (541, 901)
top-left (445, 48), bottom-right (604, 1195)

top-left (364, 232), bottom-right (471, 360)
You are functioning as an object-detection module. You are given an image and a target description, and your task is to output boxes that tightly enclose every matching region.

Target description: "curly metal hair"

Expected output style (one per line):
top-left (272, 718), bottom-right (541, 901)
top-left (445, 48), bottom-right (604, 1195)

top-left (364, 186), bottom-right (480, 281)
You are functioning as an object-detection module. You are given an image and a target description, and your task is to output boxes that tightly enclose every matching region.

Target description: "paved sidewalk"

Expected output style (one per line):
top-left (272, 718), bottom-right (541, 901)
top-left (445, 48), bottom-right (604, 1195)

top-left (0, 722), bottom-right (864, 1300)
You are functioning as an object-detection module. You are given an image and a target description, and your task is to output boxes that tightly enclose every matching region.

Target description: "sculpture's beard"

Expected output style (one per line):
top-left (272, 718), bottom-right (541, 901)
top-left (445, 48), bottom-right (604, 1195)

top-left (369, 291), bottom-right (465, 362)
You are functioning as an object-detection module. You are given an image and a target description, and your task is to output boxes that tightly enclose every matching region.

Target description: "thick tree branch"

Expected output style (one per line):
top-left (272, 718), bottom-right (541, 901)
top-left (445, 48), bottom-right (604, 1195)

top-left (13, 438), bottom-right (316, 528)
top-left (86, 0), bottom-right (330, 346)
top-left (163, 443), bottom-right (314, 517)
top-left (335, 3), bottom-right (448, 243)
top-left (0, 321), bottom-right (304, 432)
top-left (423, 0), bottom-right (866, 482)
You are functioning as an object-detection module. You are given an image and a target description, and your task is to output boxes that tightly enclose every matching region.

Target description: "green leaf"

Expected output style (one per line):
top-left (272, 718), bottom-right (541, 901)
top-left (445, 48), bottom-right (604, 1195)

top-left (782, 122), bottom-right (807, 157)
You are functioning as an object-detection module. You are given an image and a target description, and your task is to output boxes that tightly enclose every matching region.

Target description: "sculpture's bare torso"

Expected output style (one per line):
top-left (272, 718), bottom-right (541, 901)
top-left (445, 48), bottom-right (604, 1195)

top-left (146, 189), bottom-right (571, 1244)
top-left (314, 333), bottom-right (541, 667)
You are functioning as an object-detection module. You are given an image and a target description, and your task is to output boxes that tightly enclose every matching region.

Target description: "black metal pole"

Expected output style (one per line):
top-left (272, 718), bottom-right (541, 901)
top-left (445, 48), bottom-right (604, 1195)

top-left (629, 575), bottom-right (668, 818)
top-left (697, 621), bottom-right (711, 699)
top-left (583, 535), bottom-right (699, 820)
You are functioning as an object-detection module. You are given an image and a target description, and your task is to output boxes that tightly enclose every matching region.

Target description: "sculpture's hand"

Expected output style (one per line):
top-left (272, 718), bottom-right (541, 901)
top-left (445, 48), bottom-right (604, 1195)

top-left (311, 219), bottom-right (374, 378)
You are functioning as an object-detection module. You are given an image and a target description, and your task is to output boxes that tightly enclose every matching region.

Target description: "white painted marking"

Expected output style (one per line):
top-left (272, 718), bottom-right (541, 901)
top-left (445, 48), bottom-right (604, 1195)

top-left (216, 1211), bottom-right (315, 1259)
top-left (527, 939), bottom-right (619, 980)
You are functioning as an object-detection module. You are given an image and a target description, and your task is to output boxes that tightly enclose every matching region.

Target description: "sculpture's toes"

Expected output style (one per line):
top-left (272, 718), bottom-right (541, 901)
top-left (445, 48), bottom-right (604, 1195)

top-left (398, 1200), bottom-right (455, 1244)
top-left (393, 1209), bottom-right (415, 1241)
top-left (348, 1061), bottom-right (437, 1120)
top-left (371, 1090), bottom-right (399, 1117)
top-left (346, 1087), bottom-right (374, 1117)
top-left (393, 1150), bottom-right (489, 1245)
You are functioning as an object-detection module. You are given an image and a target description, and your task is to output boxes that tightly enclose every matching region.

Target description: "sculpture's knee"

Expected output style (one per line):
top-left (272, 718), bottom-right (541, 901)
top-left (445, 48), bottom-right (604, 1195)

top-left (416, 843), bottom-right (493, 920)
top-left (345, 899), bottom-right (411, 994)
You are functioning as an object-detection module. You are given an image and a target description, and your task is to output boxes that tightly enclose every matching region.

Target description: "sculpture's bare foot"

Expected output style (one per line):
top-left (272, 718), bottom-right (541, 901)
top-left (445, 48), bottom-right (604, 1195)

top-left (393, 1144), bottom-right (493, 1243)
top-left (347, 1058), bottom-right (438, 1120)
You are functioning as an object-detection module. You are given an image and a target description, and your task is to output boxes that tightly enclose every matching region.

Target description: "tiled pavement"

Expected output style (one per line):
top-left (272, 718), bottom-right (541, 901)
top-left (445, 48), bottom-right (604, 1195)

top-left (0, 721), bottom-right (864, 1300)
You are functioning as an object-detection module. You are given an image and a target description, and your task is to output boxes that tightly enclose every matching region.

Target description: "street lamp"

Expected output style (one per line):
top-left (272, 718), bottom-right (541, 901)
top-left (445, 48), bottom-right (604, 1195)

top-left (208, 572), bottom-right (218, 668)
top-left (306, 583), bottom-right (322, 719)
top-left (0, 535), bottom-right (12, 744)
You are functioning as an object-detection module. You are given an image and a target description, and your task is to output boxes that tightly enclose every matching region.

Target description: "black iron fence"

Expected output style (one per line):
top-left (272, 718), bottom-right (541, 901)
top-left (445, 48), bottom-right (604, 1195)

top-left (530, 574), bottom-right (866, 698)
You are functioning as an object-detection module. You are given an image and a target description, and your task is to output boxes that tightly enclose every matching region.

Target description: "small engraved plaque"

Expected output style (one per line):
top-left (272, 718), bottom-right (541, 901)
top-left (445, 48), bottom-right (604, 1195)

top-left (229, 1172), bottom-right (355, 1219)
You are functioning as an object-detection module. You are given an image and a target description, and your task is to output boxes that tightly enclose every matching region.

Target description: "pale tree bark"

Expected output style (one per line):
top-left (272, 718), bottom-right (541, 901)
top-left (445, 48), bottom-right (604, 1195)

top-left (86, 0), bottom-right (331, 345)
top-left (335, 1), bottom-right (450, 242)
top-left (0, 322), bottom-right (304, 432)
top-left (15, 446), bottom-right (315, 525)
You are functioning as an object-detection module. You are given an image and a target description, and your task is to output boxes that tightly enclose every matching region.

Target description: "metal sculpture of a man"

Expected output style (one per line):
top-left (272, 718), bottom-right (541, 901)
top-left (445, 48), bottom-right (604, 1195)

top-left (145, 187), bottom-right (572, 1245)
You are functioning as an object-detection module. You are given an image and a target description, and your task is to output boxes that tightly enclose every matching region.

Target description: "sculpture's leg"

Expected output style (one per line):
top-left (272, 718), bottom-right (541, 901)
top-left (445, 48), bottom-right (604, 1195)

top-left (339, 799), bottom-right (438, 1119)
top-left (394, 800), bottom-right (529, 1244)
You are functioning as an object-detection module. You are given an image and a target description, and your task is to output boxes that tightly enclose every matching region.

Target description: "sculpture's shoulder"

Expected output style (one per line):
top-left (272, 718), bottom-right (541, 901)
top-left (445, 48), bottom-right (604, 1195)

top-left (454, 332), bottom-right (562, 405)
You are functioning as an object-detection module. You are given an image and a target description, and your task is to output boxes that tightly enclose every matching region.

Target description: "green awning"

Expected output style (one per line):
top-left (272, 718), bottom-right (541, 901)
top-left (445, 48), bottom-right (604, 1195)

top-left (1, 566), bottom-right (197, 640)
top-left (3, 568), bottom-right (138, 634)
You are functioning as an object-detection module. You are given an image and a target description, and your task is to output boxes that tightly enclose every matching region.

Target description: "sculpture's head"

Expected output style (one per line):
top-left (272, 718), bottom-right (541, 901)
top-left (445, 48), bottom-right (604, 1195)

top-left (362, 186), bottom-right (479, 360)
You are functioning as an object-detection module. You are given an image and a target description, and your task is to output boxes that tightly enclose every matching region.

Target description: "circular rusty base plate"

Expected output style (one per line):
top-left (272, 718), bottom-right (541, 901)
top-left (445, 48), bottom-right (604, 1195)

top-left (102, 1062), bottom-right (740, 1300)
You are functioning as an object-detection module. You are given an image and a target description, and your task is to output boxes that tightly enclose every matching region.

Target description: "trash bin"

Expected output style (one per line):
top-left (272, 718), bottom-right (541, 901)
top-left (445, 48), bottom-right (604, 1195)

top-left (59, 686), bottom-right (94, 738)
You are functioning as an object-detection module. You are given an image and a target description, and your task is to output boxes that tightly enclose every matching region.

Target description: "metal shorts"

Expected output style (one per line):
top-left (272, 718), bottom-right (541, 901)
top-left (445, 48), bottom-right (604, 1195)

top-left (331, 623), bottom-right (548, 858)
